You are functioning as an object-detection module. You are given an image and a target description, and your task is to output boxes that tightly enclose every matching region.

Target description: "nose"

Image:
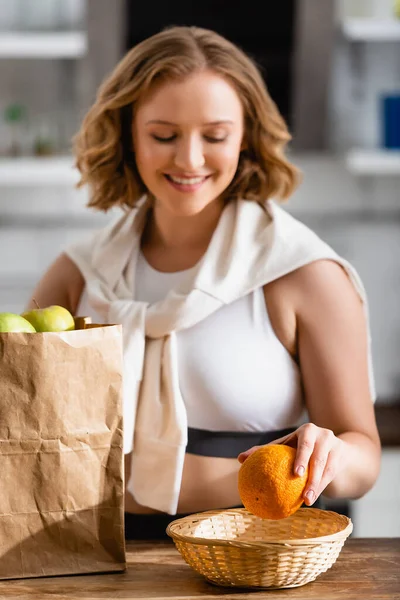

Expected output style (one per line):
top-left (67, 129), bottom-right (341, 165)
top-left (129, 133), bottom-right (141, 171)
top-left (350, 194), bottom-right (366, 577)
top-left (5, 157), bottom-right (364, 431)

top-left (174, 136), bottom-right (205, 171)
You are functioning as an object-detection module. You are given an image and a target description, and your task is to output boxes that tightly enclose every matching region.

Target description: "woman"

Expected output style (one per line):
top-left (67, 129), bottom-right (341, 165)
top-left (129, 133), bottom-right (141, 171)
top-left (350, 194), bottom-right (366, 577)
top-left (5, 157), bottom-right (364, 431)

top-left (26, 26), bottom-right (380, 539)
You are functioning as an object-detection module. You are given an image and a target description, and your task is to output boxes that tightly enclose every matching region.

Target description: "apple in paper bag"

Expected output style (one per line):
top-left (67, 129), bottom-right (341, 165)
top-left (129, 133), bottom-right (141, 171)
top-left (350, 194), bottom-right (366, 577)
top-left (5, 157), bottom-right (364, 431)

top-left (21, 305), bottom-right (75, 333)
top-left (0, 312), bottom-right (36, 333)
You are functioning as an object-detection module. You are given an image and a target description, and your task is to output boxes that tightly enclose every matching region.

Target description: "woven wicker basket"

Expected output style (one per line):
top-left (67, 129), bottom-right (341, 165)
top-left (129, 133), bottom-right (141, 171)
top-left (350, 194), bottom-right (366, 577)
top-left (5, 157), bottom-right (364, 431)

top-left (166, 507), bottom-right (353, 589)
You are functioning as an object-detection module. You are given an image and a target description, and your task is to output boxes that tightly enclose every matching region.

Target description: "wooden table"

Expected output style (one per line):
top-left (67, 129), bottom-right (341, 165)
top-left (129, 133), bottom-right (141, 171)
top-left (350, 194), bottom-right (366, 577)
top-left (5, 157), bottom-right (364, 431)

top-left (0, 538), bottom-right (398, 599)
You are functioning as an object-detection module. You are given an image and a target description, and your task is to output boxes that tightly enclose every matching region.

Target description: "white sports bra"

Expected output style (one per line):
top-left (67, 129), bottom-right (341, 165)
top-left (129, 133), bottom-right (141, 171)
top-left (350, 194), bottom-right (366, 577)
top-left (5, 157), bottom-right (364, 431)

top-left (77, 251), bottom-right (305, 447)
top-left (136, 252), bottom-right (304, 433)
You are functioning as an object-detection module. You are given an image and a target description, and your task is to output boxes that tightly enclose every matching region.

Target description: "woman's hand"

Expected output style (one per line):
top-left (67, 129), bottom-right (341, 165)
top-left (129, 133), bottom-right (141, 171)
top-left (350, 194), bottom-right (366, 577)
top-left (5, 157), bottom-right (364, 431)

top-left (237, 423), bottom-right (347, 506)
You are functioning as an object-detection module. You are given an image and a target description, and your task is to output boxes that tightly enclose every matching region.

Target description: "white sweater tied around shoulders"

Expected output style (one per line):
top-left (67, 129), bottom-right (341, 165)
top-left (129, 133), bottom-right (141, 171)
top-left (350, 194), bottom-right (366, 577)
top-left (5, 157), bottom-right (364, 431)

top-left (66, 197), bottom-right (375, 514)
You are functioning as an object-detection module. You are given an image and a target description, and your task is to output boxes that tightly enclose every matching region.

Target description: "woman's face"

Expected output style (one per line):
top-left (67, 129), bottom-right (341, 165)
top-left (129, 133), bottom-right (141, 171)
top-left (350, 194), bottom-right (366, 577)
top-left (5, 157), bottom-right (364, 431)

top-left (132, 70), bottom-right (245, 217)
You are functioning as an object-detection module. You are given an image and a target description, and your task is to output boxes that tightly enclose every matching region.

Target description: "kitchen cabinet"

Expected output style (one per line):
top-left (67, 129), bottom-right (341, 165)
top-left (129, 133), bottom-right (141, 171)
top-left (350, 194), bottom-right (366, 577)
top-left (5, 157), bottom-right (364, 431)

top-left (339, 14), bottom-right (400, 175)
top-left (0, 0), bottom-right (123, 310)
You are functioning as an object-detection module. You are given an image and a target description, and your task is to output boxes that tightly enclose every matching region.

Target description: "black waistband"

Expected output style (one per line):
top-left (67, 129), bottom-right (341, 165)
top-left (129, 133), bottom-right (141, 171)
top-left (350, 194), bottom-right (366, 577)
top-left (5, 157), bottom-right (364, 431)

top-left (124, 507), bottom-right (242, 540)
top-left (124, 500), bottom-right (324, 540)
top-left (186, 426), bottom-right (296, 458)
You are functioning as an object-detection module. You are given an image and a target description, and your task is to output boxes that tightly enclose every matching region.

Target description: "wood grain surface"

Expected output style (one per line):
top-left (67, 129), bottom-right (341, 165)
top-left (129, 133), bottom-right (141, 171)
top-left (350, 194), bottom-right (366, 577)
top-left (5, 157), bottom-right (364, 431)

top-left (0, 538), bottom-right (398, 599)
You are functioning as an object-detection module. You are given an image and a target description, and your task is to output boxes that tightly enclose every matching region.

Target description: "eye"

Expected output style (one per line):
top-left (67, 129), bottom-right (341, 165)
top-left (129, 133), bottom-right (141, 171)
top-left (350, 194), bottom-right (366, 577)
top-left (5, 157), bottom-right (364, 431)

top-left (152, 134), bottom-right (176, 143)
top-left (204, 136), bottom-right (227, 143)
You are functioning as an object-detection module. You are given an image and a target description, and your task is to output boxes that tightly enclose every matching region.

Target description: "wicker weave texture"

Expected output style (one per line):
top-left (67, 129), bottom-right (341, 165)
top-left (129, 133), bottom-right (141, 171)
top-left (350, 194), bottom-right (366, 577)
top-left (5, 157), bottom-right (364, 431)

top-left (167, 508), bottom-right (353, 589)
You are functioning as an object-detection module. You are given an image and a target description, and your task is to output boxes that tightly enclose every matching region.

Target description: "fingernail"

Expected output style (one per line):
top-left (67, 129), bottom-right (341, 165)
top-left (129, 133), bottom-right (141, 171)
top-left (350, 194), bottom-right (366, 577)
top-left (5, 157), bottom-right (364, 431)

top-left (305, 490), bottom-right (314, 505)
top-left (296, 466), bottom-right (305, 477)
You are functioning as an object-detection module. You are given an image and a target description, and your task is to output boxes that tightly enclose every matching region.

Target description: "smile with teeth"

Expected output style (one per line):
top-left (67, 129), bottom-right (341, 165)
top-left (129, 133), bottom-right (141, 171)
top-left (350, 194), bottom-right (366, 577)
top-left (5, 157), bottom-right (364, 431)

top-left (166, 174), bottom-right (209, 185)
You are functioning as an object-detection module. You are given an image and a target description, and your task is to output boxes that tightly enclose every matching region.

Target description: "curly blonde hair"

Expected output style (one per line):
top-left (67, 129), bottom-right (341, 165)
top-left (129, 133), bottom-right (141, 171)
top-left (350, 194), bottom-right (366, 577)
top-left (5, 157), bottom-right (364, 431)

top-left (74, 26), bottom-right (301, 211)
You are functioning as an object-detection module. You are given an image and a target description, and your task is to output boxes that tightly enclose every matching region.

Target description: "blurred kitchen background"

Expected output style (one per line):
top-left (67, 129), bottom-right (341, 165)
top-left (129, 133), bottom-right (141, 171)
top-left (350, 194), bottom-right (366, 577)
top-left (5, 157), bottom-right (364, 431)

top-left (0, 0), bottom-right (399, 536)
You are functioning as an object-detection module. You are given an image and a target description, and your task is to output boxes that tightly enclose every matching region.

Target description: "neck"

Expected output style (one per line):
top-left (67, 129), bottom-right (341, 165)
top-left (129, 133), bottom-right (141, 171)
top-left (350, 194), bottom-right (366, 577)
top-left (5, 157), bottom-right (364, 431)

top-left (143, 198), bottom-right (225, 252)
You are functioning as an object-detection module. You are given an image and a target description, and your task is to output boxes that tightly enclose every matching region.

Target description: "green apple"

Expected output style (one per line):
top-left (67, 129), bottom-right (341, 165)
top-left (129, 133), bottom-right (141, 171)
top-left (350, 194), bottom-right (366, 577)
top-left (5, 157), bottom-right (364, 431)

top-left (21, 305), bottom-right (75, 333)
top-left (0, 312), bottom-right (36, 333)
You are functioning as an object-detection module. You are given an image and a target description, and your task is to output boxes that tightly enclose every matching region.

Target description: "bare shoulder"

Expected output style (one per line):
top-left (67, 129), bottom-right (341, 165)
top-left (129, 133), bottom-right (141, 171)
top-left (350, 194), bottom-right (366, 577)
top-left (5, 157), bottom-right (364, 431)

top-left (288, 258), bottom-right (354, 287)
top-left (286, 259), bottom-right (363, 319)
top-left (263, 259), bottom-right (363, 358)
top-left (286, 261), bottom-right (375, 439)
top-left (26, 253), bottom-right (85, 314)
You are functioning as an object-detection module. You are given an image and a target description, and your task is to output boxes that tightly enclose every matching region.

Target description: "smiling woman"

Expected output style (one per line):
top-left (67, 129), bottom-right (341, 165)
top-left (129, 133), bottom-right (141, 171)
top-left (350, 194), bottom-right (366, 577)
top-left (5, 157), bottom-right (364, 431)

top-left (132, 72), bottom-right (244, 223)
top-left (73, 25), bottom-right (299, 212)
top-left (26, 25), bottom-right (380, 540)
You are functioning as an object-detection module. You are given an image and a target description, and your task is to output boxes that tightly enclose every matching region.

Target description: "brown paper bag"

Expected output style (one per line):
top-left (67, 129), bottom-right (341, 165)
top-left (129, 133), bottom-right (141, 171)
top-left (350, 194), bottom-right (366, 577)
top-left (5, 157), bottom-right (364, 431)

top-left (0, 320), bottom-right (126, 579)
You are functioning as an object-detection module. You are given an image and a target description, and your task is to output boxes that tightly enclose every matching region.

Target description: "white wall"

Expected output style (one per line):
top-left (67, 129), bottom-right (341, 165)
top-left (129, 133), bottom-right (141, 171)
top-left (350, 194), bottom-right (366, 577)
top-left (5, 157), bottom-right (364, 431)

top-left (0, 184), bottom-right (111, 313)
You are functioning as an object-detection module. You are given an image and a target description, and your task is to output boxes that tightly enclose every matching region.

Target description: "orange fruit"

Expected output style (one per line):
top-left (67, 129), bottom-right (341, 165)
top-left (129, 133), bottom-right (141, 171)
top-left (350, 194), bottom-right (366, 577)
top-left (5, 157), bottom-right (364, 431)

top-left (238, 444), bottom-right (308, 520)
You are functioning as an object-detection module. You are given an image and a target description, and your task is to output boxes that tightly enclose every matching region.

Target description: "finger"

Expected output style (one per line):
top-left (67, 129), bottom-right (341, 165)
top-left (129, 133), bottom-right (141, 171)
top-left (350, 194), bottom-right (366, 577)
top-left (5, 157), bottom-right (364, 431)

top-left (268, 432), bottom-right (298, 448)
top-left (238, 431), bottom-right (298, 464)
top-left (237, 445), bottom-right (262, 464)
top-left (293, 424), bottom-right (318, 477)
top-left (303, 432), bottom-right (335, 505)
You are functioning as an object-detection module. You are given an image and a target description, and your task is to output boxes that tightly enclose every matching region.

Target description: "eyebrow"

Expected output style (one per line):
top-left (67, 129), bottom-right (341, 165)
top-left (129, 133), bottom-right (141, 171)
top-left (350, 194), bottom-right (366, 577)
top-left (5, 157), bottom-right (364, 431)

top-left (145, 119), bottom-right (235, 126)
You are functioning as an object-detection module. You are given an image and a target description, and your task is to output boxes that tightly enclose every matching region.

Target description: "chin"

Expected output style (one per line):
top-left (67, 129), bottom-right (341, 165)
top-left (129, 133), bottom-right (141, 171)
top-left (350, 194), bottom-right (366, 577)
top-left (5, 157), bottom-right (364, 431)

top-left (163, 196), bottom-right (219, 217)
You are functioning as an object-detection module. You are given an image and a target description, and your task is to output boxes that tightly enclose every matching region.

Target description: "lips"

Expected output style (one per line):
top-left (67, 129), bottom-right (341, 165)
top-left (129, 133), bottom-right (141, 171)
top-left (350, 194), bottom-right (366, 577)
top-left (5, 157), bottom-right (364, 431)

top-left (165, 174), bottom-right (210, 185)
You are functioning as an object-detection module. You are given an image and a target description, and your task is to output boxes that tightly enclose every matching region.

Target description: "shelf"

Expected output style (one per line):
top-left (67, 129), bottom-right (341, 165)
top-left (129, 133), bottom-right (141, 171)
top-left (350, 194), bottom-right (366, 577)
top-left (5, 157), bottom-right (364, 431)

top-left (0, 32), bottom-right (87, 58)
top-left (346, 149), bottom-right (400, 175)
top-left (0, 156), bottom-right (80, 185)
top-left (342, 18), bottom-right (400, 41)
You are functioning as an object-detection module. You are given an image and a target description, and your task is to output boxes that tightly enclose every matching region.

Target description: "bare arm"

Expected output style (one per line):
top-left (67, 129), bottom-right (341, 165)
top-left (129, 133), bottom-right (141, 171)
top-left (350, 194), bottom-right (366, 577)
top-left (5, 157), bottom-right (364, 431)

top-left (25, 253), bottom-right (85, 315)
top-left (292, 259), bottom-right (380, 501)
top-left (239, 259), bottom-right (381, 504)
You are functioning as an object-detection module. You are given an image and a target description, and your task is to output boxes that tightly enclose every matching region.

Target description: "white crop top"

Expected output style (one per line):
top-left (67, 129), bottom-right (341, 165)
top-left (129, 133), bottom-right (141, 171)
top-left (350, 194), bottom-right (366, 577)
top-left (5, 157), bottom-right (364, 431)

top-left (77, 251), bottom-right (305, 434)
